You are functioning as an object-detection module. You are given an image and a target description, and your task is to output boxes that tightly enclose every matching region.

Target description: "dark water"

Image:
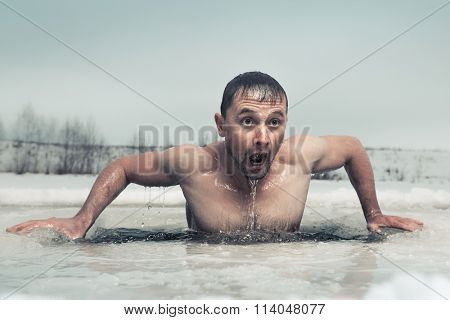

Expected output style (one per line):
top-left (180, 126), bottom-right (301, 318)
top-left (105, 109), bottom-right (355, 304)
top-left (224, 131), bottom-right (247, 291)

top-left (85, 227), bottom-right (391, 244)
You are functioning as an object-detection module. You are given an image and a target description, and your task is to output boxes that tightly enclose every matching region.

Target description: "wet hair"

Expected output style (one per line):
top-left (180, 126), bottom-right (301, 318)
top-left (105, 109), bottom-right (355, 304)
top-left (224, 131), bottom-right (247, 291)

top-left (220, 71), bottom-right (288, 118)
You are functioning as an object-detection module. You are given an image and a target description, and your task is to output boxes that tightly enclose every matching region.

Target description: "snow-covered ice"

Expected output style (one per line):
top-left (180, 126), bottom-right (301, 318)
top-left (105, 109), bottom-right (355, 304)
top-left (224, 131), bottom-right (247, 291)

top-left (1, 173), bottom-right (449, 299)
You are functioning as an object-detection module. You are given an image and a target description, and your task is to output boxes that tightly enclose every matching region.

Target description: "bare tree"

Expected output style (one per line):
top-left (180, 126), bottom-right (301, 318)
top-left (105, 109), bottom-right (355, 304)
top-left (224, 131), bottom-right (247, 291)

top-left (129, 132), bottom-right (139, 148)
top-left (80, 117), bottom-right (105, 174)
top-left (12, 104), bottom-right (43, 142)
top-left (11, 104), bottom-right (44, 173)
top-left (42, 117), bottom-right (58, 144)
top-left (5, 103), bottom-right (109, 174)
top-left (0, 117), bottom-right (5, 140)
top-left (57, 117), bottom-right (106, 174)
top-left (41, 117), bottom-right (59, 174)
top-left (58, 118), bottom-right (82, 174)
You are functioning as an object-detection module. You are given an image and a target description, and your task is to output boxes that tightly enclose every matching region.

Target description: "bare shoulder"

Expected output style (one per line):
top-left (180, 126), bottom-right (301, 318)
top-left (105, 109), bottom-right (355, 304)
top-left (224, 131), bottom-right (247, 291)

top-left (118, 143), bottom-right (215, 183)
top-left (202, 141), bottom-right (223, 156)
top-left (279, 135), bottom-right (325, 166)
top-left (199, 141), bottom-right (223, 170)
top-left (292, 135), bottom-right (327, 161)
top-left (169, 142), bottom-right (225, 177)
top-left (286, 135), bottom-right (364, 174)
top-left (165, 143), bottom-right (206, 158)
top-left (279, 135), bottom-right (361, 173)
top-left (165, 143), bottom-right (216, 175)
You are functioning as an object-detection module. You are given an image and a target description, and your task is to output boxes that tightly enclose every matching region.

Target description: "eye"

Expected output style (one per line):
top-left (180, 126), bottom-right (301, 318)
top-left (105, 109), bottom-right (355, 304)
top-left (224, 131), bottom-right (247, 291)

top-left (241, 118), bottom-right (254, 127)
top-left (268, 118), bottom-right (281, 127)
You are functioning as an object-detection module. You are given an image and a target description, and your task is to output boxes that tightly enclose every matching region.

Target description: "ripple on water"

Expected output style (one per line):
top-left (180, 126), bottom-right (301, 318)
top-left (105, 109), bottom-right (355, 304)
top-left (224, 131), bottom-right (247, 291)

top-left (82, 227), bottom-right (390, 245)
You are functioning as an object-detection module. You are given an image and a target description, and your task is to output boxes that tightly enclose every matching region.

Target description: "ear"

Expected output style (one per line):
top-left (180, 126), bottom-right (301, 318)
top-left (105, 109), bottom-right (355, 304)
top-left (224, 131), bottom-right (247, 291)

top-left (214, 113), bottom-right (226, 137)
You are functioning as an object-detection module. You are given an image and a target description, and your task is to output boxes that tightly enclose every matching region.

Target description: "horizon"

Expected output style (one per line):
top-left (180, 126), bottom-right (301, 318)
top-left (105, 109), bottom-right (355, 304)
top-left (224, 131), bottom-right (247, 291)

top-left (1, 135), bottom-right (450, 152)
top-left (0, 0), bottom-right (449, 149)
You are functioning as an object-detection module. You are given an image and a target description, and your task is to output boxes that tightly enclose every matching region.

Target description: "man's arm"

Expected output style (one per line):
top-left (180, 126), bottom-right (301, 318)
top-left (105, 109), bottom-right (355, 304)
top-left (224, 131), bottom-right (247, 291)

top-left (304, 135), bottom-right (423, 232)
top-left (6, 146), bottom-right (194, 239)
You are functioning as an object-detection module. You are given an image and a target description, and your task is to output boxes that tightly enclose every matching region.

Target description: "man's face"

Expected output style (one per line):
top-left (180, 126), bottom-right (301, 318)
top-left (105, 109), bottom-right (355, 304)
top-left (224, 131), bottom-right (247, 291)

top-left (216, 92), bottom-right (287, 180)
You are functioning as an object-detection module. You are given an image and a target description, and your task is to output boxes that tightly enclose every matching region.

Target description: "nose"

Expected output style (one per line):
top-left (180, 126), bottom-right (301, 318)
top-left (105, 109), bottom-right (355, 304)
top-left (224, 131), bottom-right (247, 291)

top-left (253, 126), bottom-right (270, 148)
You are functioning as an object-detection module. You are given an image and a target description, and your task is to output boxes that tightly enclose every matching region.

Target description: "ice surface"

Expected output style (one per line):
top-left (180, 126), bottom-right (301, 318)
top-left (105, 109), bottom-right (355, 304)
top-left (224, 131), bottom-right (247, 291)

top-left (1, 174), bottom-right (449, 211)
top-left (1, 173), bottom-right (449, 299)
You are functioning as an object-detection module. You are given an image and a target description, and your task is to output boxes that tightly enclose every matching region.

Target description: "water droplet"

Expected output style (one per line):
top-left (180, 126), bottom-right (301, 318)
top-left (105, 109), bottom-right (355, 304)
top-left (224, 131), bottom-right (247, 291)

top-left (147, 186), bottom-right (152, 209)
top-left (248, 179), bottom-right (259, 230)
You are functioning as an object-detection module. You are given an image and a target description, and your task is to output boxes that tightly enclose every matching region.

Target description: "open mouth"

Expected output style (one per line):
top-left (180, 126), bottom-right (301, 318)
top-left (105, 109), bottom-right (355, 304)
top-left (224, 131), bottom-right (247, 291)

top-left (248, 153), bottom-right (268, 167)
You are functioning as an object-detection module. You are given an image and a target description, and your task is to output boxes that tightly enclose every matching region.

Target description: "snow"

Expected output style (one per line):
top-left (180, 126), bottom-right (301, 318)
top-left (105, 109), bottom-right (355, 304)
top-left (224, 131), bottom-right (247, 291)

top-left (0, 173), bottom-right (449, 211)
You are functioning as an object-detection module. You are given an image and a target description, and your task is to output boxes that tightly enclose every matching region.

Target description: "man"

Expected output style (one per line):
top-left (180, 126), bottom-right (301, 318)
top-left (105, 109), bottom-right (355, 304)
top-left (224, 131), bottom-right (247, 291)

top-left (6, 72), bottom-right (423, 239)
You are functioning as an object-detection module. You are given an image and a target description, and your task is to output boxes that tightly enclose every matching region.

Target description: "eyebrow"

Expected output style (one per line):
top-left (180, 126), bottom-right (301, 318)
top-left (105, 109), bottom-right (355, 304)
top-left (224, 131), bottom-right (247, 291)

top-left (236, 108), bottom-right (286, 119)
top-left (237, 108), bottom-right (257, 116)
top-left (269, 110), bottom-right (285, 118)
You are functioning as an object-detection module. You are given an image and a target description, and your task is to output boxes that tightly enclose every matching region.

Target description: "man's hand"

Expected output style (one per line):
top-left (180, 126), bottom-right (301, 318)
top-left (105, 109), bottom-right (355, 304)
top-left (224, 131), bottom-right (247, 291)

top-left (6, 217), bottom-right (87, 240)
top-left (306, 136), bottom-right (424, 234)
top-left (6, 147), bottom-right (190, 241)
top-left (366, 213), bottom-right (424, 233)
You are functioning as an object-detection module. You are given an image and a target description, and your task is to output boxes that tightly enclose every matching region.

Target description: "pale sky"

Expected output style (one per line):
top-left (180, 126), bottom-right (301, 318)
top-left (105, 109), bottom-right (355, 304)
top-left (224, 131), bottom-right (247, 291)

top-left (0, 0), bottom-right (449, 148)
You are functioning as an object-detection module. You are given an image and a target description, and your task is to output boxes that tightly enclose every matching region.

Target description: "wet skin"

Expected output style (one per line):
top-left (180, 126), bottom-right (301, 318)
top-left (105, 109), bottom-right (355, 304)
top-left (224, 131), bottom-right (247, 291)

top-left (6, 95), bottom-right (423, 239)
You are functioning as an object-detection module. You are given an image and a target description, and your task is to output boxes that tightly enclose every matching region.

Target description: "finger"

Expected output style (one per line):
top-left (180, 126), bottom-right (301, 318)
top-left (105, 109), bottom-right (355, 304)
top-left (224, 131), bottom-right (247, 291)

top-left (409, 221), bottom-right (424, 231)
top-left (6, 221), bottom-right (35, 233)
top-left (397, 216), bottom-right (424, 225)
top-left (386, 216), bottom-right (422, 232)
top-left (408, 218), bottom-right (424, 226)
top-left (6, 220), bottom-right (46, 234)
top-left (402, 220), bottom-right (423, 231)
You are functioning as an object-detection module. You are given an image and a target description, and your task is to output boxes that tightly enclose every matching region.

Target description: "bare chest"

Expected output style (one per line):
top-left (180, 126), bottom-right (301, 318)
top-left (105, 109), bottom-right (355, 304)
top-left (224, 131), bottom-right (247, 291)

top-left (181, 171), bottom-right (311, 232)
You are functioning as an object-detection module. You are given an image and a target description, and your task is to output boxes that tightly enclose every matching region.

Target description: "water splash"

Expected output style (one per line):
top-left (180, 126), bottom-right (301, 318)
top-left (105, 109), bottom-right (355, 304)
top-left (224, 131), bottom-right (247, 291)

top-left (143, 187), bottom-right (153, 228)
top-left (88, 228), bottom-right (388, 244)
top-left (248, 179), bottom-right (259, 230)
top-left (214, 177), bottom-right (238, 192)
top-left (146, 186), bottom-right (152, 210)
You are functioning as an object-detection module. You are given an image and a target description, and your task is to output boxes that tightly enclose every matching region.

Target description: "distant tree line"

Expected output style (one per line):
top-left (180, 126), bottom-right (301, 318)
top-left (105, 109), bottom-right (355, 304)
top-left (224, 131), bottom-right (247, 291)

top-left (1, 104), bottom-right (108, 174)
top-left (2, 105), bottom-right (442, 181)
top-left (0, 116), bottom-right (5, 141)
